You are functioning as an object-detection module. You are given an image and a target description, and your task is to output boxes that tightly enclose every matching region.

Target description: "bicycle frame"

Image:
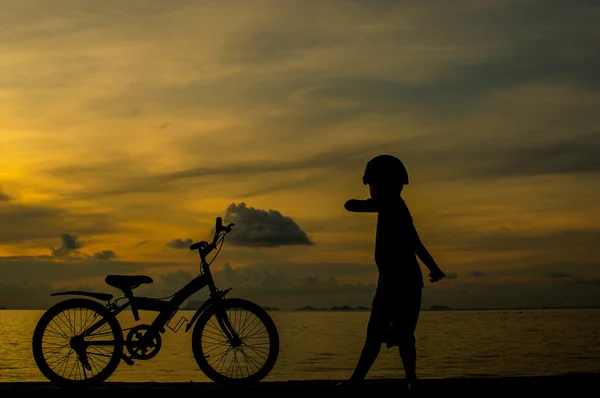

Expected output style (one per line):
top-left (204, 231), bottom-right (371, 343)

top-left (77, 219), bottom-right (237, 348)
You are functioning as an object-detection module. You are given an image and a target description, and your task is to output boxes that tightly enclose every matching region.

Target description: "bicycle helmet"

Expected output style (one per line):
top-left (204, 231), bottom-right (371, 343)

top-left (362, 154), bottom-right (409, 186)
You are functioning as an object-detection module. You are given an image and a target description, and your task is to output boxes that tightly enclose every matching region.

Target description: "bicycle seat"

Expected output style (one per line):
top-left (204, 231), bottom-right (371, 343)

top-left (105, 275), bottom-right (153, 291)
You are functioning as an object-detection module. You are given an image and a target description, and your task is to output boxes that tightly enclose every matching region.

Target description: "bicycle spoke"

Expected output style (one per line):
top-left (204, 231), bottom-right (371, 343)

top-left (38, 304), bottom-right (119, 382)
top-left (198, 304), bottom-right (275, 381)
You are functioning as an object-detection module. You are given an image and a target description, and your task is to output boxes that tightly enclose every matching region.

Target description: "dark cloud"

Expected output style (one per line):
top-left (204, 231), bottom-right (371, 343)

top-left (439, 227), bottom-right (600, 256)
top-left (132, 264), bottom-right (378, 309)
top-left (0, 255), bottom-right (178, 305)
top-left (136, 270), bottom-right (198, 297)
top-left (421, 278), bottom-right (600, 310)
top-left (45, 142), bottom-right (389, 199)
top-left (92, 250), bottom-right (117, 261)
top-left (133, 240), bottom-right (150, 248)
top-left (166, 238), bottom-right (193, 249)
top-left (0, 279), bottom-right (114, 309)
top-left (213, 262), bottom-right (600, 309)
top-left (469, 271), bottom-right (489, 278)
top-left (3, 256), bottom-right (600, 309)
top-left (212, 262), bottom-right (375, 307)
top-left (0, 201), bottom-right (117, 244)
top-left (223, 202), bottom-right (313, 247)
top-left (301, 25), bottom-right (600, 117)
top-left (150, 143), bottom-right (386, 187)
top-left (81, 1), bottom-right (599, 120)
top-left (0, 187), bottom-right (10, 201)
top-left (474, 132), bottom-right (600, 179)
top-left (224, 28), bottom-right (344, 65)
top-left (385, 130), bottom-right (600, 184)
top-left (545, 272), bottom-right (573, 278)
top-left (51, 233), bottom-right (84, 258)
top-left (498, 261), bottom-right (600, 279)
top-left (0, 281), bottom-right (54, 309)
top-left (0, 281), bottom-right (52, 297)
top-left (239, 173), bottom-right (332, 198)
top-left (570, 277), bottom-right (600, 286)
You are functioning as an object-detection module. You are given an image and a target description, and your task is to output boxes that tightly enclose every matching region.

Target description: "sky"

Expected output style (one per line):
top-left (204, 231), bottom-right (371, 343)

top-left (1, 0), bottom-right (599, 310)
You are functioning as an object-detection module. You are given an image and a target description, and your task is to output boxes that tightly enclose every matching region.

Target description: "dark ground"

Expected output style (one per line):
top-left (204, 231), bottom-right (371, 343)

top-left (0, 373), bottom-right (597, 397)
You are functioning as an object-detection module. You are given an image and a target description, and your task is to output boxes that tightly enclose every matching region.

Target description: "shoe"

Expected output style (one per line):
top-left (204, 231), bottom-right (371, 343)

top-left (406, 378), bottom-right (420, 395)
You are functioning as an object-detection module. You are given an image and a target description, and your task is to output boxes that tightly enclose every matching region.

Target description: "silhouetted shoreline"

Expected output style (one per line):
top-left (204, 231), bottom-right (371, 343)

top-left (0, 373), bottom-right (596, 396)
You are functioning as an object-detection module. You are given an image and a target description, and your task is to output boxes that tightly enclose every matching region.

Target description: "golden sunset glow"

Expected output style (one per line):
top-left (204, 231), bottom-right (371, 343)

top-left (1, 1), bottom-right (599, 310)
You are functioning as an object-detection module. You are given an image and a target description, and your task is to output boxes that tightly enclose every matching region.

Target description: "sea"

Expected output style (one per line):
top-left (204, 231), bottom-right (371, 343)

top-left (1, 308), bottom-right (599, 382)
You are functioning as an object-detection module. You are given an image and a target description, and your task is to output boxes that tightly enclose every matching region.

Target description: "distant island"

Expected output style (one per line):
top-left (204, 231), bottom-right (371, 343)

top-left (0, 306), bottom-right (6, 310)
top-left (294, 305), bottom-right (370, 311)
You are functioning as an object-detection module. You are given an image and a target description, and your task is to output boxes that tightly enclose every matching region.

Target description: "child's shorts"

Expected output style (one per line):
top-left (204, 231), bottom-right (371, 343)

top-left (367, 284), bottom-right (422, 348)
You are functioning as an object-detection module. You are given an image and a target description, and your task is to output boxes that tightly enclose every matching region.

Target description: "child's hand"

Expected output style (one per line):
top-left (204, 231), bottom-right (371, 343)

top-left (429, 268), bottom-right (446, 283)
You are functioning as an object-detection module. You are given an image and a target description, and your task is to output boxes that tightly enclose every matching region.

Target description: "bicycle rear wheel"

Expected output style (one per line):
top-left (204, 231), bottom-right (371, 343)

top-left (32, 298), bottom-right (124, 387)
top-left (192, 298), bottom-right (279, 385)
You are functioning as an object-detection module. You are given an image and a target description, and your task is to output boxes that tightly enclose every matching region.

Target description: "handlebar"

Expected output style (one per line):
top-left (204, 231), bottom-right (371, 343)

top-left (189, 217), bottom-right (235, 259)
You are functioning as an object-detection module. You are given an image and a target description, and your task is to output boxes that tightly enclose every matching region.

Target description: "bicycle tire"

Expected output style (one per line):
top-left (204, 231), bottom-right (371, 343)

top-left (192, 298), bottom-right (279, 385)
top-left (32, 298), bottom-right (124, 388)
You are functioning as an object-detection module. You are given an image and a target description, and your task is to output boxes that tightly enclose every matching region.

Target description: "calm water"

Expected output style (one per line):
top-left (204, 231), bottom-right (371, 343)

top-left (1, 308), bottom-right (599, 382)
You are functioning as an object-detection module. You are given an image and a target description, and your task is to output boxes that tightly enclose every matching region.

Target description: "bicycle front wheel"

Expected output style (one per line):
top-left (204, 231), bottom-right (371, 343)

top-left (32, 298), bottom-right (124, 387)
top-left (192, 298), bottom-right (279, 385)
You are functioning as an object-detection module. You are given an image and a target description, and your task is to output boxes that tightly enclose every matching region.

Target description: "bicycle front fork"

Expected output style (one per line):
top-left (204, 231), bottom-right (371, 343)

top-left (216, 310), bottom-right (242, 347)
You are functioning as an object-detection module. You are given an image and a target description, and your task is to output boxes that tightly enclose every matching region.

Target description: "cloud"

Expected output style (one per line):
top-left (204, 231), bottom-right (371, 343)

top-left (0, 255), bottom-right (175, 287)
top-left (386, 130), bottom-right (600, 184)
top-left (0, 201), bottom-right (118, 245)
top-left (0, 188), bottom-right (10, 201)
top-left (469, 132), bottom-right (600, 179)
top-left (92, 250), bottom-right (117, 261)
top-left (571, 277), bottom-right (600, 286)
top-left (210, 262), bottom-right (376, 307)
top-left (166, 238), bottom-right (193, 249)
top-left (437, 227), bottom-right (600, 257)
top-left (545, 272), bottom-right (573, 278)
top-left (48, 234), bottom-right (119, 260)
top-left (223, 202), bottom-right (313, 247)
top-left (2, 1), bottom-right (600, 311)
top-left (0, 281), bottom-right (52, 297)
top-left (136, 270), bottom-right (198, 297)
top-left (469, 271), bottom-right (489, 277)
top-left (51, 233), bottom-right (84, 258)
top-left (44, 142), bottom-right (388, 199)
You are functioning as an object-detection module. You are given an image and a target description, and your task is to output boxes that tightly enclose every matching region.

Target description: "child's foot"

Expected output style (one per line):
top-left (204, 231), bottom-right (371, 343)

top-left (406, 377), bottom-right (420, 395)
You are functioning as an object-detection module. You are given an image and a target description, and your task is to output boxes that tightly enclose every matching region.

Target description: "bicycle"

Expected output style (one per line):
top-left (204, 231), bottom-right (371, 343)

top-left (32, 217), bottom-right (280, 388)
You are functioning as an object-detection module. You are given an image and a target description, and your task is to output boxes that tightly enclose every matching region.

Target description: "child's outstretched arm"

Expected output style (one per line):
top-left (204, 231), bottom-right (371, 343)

top-left (344, 198), bottom-right (378, 213)
top-left (410, 224), bottom-right (445, 283)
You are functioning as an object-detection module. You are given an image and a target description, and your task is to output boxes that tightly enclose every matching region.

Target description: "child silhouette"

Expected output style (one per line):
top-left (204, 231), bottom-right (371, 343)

top-left (339, 154), bottom-right (446, 393)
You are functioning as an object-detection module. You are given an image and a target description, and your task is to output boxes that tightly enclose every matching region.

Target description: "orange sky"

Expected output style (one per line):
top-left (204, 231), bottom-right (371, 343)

top-left (1, 1), bottom-right (599, 309)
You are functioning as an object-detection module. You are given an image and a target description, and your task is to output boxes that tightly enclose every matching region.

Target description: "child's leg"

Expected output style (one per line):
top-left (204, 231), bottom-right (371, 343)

top-left (349, 293), bottom-right (389, 380)
top-left (349, 334), bottom-right (382, 380)
top-left (397, 287), bottom-right (422, 381)
top-left (398, 337), bottom-right (417, 381)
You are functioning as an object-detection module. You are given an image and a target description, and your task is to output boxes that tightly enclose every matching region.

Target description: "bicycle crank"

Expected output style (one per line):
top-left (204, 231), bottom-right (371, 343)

top-left (125, 324), bottom-right (162, 360)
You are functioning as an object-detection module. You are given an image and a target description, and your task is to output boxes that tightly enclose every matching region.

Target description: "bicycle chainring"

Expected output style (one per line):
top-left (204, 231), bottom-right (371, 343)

top-left (125, 325), bottom-right (162, 360)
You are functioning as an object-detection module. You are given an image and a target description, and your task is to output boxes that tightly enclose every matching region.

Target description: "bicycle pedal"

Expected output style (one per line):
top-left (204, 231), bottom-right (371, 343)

top-left (122, 354), bottom-right (135, 366)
